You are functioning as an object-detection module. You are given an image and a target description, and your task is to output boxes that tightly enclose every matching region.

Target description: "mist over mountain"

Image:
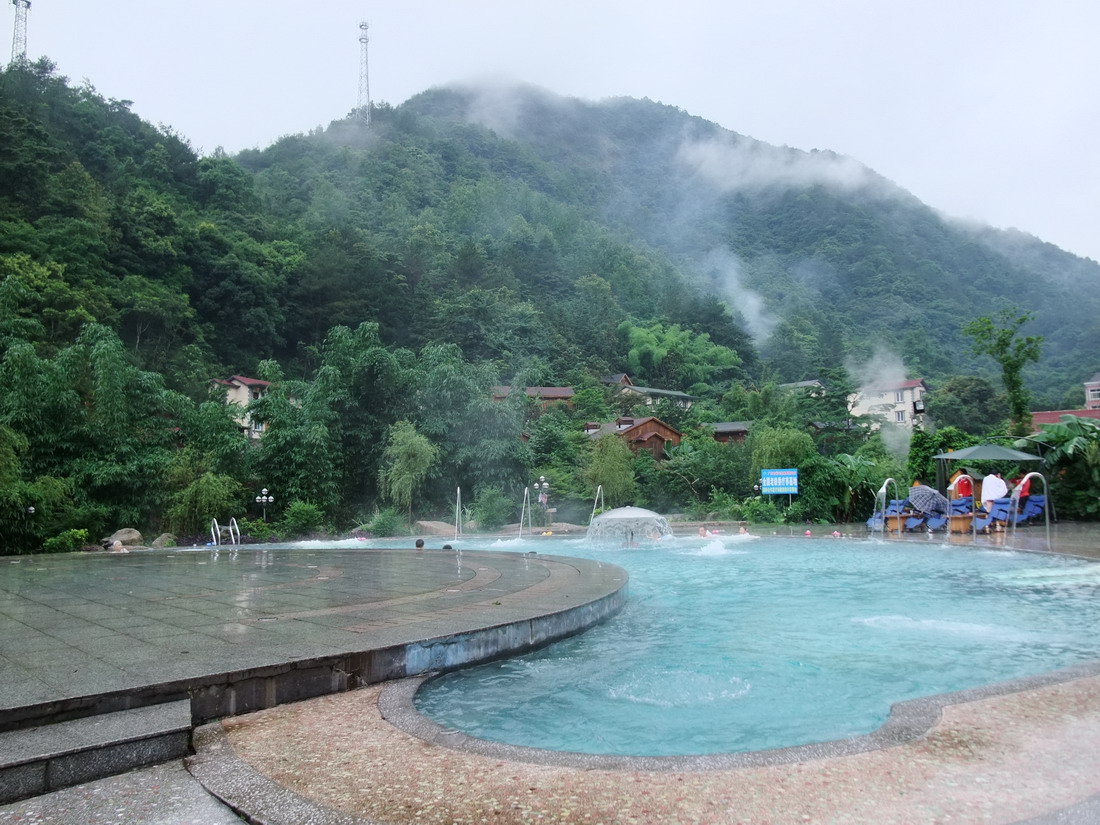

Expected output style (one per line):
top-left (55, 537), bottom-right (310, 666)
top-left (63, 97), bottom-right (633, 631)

top-left (2, 61), bottom-right (1097, 408)
top-left (398, 84), bottom-right (1099, 407)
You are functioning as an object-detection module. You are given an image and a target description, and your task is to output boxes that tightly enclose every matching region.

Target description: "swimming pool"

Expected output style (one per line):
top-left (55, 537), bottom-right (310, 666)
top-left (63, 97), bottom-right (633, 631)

top-left (410, 534), bottom-right (1100, 756)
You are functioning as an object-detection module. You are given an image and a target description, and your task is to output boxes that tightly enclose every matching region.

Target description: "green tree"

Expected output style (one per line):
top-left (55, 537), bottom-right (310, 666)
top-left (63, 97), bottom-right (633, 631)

top-left (924, 376), bottom-right (1009, 435)
top-left (379, 420), bottom-right (439, 523)
top-left (749, 425), bottom-right (817, 482)
top-left (963, 310), bottom-right (1042, 437)
top-left (618, 320), bottom-right (741, 391)
top-left (1025, 415), bottom-right (1100, 519)
top-left (585, 435), bottom-right (636, 507)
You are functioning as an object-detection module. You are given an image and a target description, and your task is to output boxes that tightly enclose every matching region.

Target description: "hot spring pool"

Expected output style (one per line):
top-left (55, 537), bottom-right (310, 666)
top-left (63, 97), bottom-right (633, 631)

top-left (410, 534), bottom-right (1100, 756)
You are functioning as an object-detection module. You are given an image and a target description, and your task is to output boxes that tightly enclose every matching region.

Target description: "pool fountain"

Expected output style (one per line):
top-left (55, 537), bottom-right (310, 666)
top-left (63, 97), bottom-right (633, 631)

top-left (585, 505), bottom-right (674, 544)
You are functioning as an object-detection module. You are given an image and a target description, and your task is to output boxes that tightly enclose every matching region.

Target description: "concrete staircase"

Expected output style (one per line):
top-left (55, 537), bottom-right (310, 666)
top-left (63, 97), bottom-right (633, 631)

top-left (0, 700), bottom-right (192, 804)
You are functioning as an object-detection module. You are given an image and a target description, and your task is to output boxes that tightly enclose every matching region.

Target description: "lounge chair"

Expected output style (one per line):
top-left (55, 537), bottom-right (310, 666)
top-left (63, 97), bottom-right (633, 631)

top-left (904, 513), bottom-right (927, 531)
top-left (973, 498), bottom-right (1013, 532)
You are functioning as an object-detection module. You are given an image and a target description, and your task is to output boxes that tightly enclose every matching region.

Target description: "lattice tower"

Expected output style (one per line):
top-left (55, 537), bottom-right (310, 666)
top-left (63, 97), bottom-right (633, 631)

top-left (10, 0), bottom-right (30, 64)
top-left (357, 21), bottom-right (371, 126)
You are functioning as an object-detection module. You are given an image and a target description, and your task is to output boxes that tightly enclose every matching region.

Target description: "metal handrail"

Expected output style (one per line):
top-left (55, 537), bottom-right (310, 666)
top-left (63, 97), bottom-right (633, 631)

top-left (870, 478), bottom-right (903, 538)
top-left (589, 484), bottom-right (605, 525)
top-left (1009, 471), bottom-right (1051, 550)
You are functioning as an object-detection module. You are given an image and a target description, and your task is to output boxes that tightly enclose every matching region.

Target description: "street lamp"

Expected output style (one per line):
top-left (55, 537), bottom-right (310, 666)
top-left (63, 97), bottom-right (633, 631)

top-left (536, 476), bottom-right (551, 528)
top-left (255, 488), bottom-right (275, 522)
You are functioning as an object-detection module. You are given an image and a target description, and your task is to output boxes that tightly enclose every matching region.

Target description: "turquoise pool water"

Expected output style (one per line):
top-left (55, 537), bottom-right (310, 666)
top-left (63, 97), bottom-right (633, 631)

top-left (413, 535), bottom-right (1100, 756)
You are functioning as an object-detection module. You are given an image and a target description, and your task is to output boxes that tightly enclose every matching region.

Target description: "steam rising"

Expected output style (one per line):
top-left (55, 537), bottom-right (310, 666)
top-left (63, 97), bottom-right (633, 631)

top-left (846, 347), bottom-right (912, 459)
top-left (700, 247), bottom-right (776, 340)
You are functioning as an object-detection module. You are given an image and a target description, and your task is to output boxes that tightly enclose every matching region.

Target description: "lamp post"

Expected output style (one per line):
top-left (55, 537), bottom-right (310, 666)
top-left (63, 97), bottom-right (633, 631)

top-left (536, 476), bottom-right (550, 528)
top-left (255, 488), bottom-right (275, 522)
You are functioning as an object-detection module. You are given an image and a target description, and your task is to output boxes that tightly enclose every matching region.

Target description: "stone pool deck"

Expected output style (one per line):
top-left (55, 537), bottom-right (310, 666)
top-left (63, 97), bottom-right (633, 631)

top-left (2, 526), bottom-right (1100, 824)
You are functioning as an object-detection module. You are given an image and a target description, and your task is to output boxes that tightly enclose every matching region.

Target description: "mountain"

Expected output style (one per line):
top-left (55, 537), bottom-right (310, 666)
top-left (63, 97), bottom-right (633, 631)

top-left (393, 85), bottom-right (1100, 406)
top-left (2, 60), bottom-right (1098, 407)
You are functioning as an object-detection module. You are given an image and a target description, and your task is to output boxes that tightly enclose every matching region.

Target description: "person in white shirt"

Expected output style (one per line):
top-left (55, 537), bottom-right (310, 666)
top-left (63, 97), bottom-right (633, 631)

top-left (980, 471), bottom-right (1008, 512)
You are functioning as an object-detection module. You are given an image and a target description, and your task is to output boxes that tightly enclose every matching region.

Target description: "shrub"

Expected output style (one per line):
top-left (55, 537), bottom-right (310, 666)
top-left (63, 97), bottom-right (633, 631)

top-left (41, 528), bottom-right (89, 554)
top-left (740, 497), bottom-right (783, 524)
top-left (237, 517), bottom-right (279, 542)
top-left (365, 506), bottom-right (404, 538)
top-left (167, 472), bottom-right (244, 535)
top-left (278, 500), bottom-right (325, 537)
top-left (471, 487), bottom-right (513, 532)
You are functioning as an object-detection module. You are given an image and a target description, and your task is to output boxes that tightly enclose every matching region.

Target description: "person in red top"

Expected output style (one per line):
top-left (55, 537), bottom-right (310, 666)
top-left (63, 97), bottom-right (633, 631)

top-left (955, 469), bottom-right (973, 498)
top-left (1012, 474), bottom-right (1032, 512)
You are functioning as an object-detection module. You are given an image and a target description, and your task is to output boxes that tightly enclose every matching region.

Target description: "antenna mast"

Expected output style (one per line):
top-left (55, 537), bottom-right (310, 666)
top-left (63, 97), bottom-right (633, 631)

top-left (357, 21), bottom-right (371, 126)
top-left (10, 0), bottom-right (30, 64)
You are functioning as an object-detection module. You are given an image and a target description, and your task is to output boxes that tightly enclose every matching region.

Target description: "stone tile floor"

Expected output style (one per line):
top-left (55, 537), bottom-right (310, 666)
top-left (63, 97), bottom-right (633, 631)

top-left (197, 672), bottom-right (1100, 825)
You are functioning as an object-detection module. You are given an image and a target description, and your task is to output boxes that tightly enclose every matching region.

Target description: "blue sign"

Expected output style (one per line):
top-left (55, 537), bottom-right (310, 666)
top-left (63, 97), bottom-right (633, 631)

top-left (761, 468), bottom-right (799, 495)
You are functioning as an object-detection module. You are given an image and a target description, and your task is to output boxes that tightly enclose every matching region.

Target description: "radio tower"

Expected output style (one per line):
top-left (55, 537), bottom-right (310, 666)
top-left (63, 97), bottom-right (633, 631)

top-left (10, 0), bottom-right (31, 64)
top-left (357, 21), bottom-right (371, 126)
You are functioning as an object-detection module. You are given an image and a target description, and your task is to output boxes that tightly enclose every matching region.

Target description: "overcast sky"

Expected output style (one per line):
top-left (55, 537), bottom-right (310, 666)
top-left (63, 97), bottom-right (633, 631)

top-left (8, 1), bottom-right (1099, 262)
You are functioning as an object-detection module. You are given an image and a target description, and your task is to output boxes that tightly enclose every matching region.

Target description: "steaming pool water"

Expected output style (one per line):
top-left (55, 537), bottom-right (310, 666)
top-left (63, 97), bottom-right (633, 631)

top-left (404, 534), bottom-right (1100, 756)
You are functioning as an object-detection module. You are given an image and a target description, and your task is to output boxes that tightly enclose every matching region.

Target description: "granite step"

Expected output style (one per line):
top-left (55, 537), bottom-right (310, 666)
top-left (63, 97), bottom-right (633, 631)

top-left (0, 699), bottom-right (192, 804)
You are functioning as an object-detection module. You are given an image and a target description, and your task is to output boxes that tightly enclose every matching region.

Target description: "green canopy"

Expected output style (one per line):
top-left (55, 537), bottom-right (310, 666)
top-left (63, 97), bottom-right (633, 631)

top-left (932, 444), bottom-right (1041, 462)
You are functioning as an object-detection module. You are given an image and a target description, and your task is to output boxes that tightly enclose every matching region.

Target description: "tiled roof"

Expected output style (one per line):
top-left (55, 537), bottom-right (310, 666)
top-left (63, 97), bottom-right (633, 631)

top-left (1030, 409), bottom-right (1100, 426)
top-left (491, 386), bottom-right (575, 399)
top-left (706, 421), bottom-right (752, 433)
top-left (864, 378), bottom-right (926, 392)
top-left (229, 375), bottom-right (271, 387)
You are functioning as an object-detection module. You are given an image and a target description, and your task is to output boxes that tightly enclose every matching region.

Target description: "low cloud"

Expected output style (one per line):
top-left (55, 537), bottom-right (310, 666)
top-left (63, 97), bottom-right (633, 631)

top-left (676, 135), bottom-right (877, 194)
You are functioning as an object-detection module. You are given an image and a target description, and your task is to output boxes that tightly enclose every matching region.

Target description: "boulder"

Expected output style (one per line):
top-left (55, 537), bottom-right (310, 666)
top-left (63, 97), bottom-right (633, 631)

top-left (103, 528), bottom-right (143, 547)
top-left (151, 533), bottom-right (177, 548)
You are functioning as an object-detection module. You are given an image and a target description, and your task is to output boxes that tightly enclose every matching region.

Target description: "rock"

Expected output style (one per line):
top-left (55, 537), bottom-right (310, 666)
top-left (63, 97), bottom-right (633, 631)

top-left (151, 533), bottom-right (177, 548)
top-left (103, 528), bottom-right (144, 547)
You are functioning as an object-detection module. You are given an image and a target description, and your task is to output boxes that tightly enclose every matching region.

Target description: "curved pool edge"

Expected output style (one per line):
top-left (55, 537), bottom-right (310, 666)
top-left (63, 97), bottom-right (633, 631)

top-left (378, 658), bottom-right (1100, 771)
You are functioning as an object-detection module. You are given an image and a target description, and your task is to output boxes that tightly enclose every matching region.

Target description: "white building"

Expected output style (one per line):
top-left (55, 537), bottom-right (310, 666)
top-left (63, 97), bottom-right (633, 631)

top-left (212, 375), bottom-right (271, 440)
top-left (849, 379), bottom-right (927, 428)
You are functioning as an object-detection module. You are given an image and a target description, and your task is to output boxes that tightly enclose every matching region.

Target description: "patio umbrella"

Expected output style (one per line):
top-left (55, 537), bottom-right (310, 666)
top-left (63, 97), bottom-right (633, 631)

top-left (932, 444), bottom-right (1041, 462)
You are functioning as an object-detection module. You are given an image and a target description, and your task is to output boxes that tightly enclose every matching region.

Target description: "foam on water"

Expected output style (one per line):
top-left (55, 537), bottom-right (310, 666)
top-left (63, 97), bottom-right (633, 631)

top-left (853, 614), bottom-right (1052, 643)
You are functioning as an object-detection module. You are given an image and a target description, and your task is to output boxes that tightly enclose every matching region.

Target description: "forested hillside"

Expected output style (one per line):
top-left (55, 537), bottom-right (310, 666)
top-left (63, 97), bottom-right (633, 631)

top-left (3, 58), bottom-right (1100, 550)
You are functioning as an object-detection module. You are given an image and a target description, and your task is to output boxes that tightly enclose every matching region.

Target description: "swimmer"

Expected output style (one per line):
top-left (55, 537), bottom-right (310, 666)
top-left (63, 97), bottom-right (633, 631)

top-left (698, 527), bottom-right (708, 537)
top-left (738, 526), bottom-right (749, 535)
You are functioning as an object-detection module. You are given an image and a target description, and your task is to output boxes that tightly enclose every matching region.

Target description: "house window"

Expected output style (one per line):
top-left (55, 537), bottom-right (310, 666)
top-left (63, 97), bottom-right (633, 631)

top-left (251, 421), bottom-right (265, 433)
top-left (895, 410), bottom-right (906, 423)
top-left (1089, 387), bottom-right (1100, 401)
top-left (251, 389), bottom-right (264, 400)
top-left (894, 391), bottom-right (905, 403)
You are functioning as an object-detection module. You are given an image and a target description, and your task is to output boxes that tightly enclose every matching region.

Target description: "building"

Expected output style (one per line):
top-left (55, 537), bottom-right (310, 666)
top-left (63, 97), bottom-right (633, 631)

top-left (583, 417), bottom-right (683, 460)
top-left (213, 375), bottom-right (271, 440)
top-left (1030, 409), bottom-right (1100, 428)
top-left (705, 421), bottom-right (752, 444)
top-left (602, 374), bottom-right (697, 409)
top-left (777, 379), bottom-right (826, 394)
top-left (849, 379), bottom-right (927, 428)
top-left (1028, 373), bottom-right (1100, 429)
top-left (490, 386), bottom-right (575, 410)
top-left (1085, 372), bottom-right (1100, 410)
